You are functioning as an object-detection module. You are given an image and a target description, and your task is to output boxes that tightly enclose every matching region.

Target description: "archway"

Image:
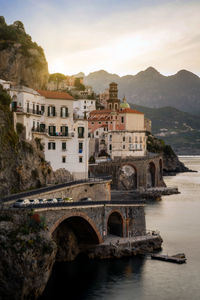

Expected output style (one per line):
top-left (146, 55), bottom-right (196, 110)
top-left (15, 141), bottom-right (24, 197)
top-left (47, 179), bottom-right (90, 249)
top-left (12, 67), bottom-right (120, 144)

top-left (107, 211), bottom-right (124, 237)
top-left (52, 214), bottom-right (101, 261)
top-left (146, 162), bottom-right (156, 188)
top-left (118, 164), bottom-right (137, 190)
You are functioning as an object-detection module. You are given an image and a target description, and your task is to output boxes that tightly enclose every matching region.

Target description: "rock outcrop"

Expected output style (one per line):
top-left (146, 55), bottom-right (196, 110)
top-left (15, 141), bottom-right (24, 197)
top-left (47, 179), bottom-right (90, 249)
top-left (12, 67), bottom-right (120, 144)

top-left (0, 209), bottom-right (57, 300)
top-left (147, 134), bottom-right (190, 175)
top-left (0, 17), bottom-right (49, 89)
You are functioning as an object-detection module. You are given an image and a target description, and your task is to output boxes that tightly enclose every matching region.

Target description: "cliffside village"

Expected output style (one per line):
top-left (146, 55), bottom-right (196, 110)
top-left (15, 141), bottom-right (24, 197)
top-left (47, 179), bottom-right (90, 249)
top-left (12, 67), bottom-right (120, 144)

top-left (0, 78), bottom-right (152, 181)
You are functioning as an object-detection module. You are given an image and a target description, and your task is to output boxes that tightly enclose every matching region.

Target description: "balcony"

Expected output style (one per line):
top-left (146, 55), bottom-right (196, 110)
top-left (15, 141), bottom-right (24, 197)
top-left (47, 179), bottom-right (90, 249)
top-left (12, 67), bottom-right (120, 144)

top-left (12, 107), bottom-right (44, 115)
top-left (32, 127), bottom-right (74, 138)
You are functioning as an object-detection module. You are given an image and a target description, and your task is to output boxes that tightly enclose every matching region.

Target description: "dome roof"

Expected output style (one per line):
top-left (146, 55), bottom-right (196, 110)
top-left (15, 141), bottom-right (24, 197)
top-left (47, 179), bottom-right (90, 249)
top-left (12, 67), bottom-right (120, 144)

top-left (120, 96), bottom-right (130, 108)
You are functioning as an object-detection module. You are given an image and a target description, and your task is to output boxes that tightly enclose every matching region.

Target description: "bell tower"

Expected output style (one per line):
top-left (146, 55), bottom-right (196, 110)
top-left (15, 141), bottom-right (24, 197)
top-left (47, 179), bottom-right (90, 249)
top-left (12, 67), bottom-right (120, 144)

top-left (107, 82), bottom-right (120, 110)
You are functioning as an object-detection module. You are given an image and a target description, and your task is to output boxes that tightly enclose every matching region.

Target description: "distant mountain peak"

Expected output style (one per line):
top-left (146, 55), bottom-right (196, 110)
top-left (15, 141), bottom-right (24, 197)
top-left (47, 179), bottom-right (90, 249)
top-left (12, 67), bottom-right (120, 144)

top-left (145, 66), bottom-right (160, 74)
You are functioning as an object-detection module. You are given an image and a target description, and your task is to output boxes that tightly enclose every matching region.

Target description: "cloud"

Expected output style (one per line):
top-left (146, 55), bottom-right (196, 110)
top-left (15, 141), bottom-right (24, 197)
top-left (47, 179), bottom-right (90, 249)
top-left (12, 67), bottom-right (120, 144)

top-left (3, 0), bottom-right (199, 75)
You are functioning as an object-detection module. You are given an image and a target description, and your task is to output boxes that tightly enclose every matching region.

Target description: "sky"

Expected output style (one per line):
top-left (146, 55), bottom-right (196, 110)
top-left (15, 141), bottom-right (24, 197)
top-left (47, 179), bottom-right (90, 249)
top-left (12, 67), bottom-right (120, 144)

top-left (1, 0), bottom-right (200, 76)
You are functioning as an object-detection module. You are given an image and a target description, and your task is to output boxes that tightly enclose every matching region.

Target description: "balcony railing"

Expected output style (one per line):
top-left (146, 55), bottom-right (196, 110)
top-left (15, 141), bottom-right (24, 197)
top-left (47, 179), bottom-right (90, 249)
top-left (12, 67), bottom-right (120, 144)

top-left (12, 107), bottom-right (44, 115)
top-left (32, 127), bottom-right (74, 138)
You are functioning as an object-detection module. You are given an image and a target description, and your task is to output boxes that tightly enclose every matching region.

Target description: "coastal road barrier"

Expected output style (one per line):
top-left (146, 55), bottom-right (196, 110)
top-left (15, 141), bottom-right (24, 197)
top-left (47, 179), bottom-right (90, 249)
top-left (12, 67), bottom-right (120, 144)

top-left (10, 199), bottom-right (146, 210)
top-left (0, 176), bottom-right (112, 203)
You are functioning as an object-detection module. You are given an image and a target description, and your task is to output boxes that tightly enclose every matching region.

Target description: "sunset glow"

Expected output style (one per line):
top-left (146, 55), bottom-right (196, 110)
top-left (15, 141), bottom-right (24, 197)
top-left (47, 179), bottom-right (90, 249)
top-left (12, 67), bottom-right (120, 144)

top-left (1, 0), bottom-right (200, 76)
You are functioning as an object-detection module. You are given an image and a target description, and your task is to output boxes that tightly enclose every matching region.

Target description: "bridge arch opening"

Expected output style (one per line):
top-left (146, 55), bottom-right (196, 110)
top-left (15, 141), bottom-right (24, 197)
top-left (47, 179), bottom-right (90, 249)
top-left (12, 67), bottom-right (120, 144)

top-left (147, 162), bottom-right (156, 188)
top-left (52, 214), bottom-right (101, 262)
top-left (119, 164), bottom-right (137, 190)
top-left (107, 211), bottom-right (124, 237)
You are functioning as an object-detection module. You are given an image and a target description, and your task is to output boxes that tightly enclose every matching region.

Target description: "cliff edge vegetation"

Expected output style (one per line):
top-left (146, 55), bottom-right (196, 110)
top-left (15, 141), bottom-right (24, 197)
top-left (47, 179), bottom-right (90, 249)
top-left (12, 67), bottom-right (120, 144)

top-left (0, 86), bottom-right (73, 197)
top-left (147, 134), bottom-right (190, 175)
top-left (0, 16), bottom-right (49, 89)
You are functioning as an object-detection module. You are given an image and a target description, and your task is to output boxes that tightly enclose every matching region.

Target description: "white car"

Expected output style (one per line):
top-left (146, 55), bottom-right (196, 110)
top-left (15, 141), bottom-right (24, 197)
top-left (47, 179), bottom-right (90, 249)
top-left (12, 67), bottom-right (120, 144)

top-left (13, 198), bottom-right (30, 208)
top-left (46, 198), bottom-right (57, 204)
top-left (38, 198), bottom-right (46, 204)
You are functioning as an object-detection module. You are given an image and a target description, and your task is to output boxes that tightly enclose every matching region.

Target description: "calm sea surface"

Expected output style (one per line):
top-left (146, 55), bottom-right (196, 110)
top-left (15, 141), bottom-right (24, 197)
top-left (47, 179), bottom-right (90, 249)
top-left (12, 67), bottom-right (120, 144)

top-left (40, 157), bottom-right (200, 300)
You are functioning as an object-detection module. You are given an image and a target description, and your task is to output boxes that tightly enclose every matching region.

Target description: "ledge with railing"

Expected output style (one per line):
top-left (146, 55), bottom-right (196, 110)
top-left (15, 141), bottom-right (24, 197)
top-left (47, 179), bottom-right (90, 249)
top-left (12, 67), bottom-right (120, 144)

top-left (12, 107), bottom-right (44, 115)
top-left (32, 128), bottom-right (74, 138)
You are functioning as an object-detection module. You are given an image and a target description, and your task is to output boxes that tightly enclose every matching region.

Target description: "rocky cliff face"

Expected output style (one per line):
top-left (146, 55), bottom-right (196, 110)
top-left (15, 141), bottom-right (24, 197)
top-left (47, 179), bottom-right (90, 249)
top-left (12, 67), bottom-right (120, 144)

top-left (0, 17), bottom-right (49, 89)
top-left (0, 209), bottom-right (57, 300)
top-left (0, 88), bottom-right (73, 197)
top-left (147, 135), bottom-right (190, 174)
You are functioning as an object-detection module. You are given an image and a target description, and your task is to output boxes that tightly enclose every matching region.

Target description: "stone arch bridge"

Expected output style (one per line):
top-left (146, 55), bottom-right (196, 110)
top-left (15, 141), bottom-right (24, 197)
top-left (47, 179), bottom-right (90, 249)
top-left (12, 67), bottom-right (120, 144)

top-left (35, 200), bottom-right (146, 260)
top-left (89, 154), bottom-right (165, 190)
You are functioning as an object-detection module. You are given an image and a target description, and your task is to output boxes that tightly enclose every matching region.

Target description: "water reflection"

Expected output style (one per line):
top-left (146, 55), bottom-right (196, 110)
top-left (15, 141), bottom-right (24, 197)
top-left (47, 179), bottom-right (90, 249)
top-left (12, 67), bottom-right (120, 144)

top-left (39, 256), bottom-right (145, 300)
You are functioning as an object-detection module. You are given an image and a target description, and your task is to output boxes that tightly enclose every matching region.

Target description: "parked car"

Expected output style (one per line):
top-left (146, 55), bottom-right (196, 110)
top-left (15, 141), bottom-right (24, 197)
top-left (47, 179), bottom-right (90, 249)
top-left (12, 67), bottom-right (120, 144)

top-left (80, 197), bottom-right (92, 202)
top-left (56, 198), bottom-right (63, 202)
top-left (29, 199), bottom-right (35, 205)
top-left (46, 198), bottom-right (57, 204)
top-left (13, 198), bottom-right (30, 208)
top-left (63, 197), bottom-right (73, 202)
top-left (38, 198), bottom-right (46, 204)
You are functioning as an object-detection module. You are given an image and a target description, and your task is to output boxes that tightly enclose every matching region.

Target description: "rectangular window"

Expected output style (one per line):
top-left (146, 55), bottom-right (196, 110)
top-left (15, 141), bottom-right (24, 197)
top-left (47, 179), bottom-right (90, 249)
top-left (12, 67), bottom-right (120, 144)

top-left (49, 126), bottom-right (56, 136)
top-left (48, 142), bottom-right (56, 150)
top-left (123, 145), bottom-right (125, 149)
top-left (84, 106), bottom-right (86, 109)
top-left (60, 126), bottom-right (68, 136)
top-left (79, 142), bottom-right (83, 153)
top-left (62, 142), bottom-right (67, 151)
top-left (36, 105), bottom-right (40, 115)
top-left (123, 136), bottom-right (125, 142)
top-left (27, 102), bottom-right (29, 113)
top-left (62, 156), bottom-right (66, 163)
top-left (79, 156), bottom-right (83, 163)
top-left (48, 106), bottom-right (56, 116)
top-left (109, 144), bottom-right (112, 151)
top-left (121, 116), bottom-right (124, 123)
top-left (33, 103), bottom-right (35, 114)
top-left (129, 137), bottom-right (132, 143)
top-left (109, 134), bottom-right (112, 141)
top-left (60, 107), bottom-right (68, 117)
top-left (78, 127), bottom-right (84, 138)
top-left (41, 105), bottom-right (45, 114)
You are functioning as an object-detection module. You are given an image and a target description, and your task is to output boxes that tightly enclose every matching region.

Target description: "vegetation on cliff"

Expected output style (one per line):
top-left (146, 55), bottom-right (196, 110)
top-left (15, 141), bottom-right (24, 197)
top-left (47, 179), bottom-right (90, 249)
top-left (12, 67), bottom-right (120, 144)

top-left (0, 86), bottom-right (73, 197)
top-left (0, 16), bottom-right (49, 89)
top-left (147, 134), bottom-right (190, 174)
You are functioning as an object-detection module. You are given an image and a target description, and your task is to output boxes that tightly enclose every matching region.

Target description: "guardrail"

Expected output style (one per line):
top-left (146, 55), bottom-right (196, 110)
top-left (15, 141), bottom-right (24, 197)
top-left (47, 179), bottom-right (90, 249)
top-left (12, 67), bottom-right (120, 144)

top-left (12, 199), bottom-right (146, 209)
top-left (0, 176), bottom-right (112, 202)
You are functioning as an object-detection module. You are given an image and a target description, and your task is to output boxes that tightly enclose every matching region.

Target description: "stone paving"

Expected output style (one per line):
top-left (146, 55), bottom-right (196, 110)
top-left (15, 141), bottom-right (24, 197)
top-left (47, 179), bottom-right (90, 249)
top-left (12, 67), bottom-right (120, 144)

top-left (102, 234), bottom-right (160, 246)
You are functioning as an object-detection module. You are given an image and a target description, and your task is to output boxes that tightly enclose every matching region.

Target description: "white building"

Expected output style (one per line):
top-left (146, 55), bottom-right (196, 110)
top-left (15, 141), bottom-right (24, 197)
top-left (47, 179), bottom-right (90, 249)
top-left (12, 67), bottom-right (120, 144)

top-left (0, 79), bottom-right (89, 180)
top-left (73, 98), bottom-right (96, 118)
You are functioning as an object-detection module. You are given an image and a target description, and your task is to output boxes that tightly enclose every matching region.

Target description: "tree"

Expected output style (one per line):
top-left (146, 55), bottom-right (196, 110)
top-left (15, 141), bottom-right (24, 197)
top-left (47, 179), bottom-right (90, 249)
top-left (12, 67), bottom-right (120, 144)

top-left (74, 78), bottom-right (85, 91)
top-left (0, 85), bottom-right (11, 106)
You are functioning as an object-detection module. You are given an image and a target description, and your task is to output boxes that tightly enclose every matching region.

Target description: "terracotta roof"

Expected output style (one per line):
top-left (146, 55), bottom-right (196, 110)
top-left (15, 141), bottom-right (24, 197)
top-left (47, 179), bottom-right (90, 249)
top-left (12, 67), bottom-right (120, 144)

top-left (90, 109), bottom-right (112, 114)
top-left (120, 108), bottom-right (143, 114)
top-left (37, 90), bottom-right (74, 100)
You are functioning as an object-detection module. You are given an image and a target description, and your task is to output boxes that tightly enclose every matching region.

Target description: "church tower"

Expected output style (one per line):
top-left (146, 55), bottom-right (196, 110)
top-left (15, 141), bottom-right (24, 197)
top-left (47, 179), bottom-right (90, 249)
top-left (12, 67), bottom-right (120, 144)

top-left (107, 82), bottom-right (120, 110)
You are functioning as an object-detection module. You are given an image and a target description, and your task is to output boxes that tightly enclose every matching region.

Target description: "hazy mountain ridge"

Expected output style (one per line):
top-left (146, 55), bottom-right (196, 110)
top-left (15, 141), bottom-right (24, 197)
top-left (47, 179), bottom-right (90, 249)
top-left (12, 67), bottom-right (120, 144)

top-left (84, 67), bottom-right (200, 115)
top-left (131, 104), bottom-right (200, 154)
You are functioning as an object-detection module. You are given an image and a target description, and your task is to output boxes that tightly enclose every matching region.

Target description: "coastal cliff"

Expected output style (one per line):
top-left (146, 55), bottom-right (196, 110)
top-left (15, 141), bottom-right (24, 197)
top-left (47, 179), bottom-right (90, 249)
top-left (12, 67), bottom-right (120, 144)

top-left (147, 134), bottom-right (190, 175)
top-left (0, 17), bottom-right (49, 89)
top-left (0, 86), bottom-right (73, 197)
top-left (0, 209), bottom-right (57, 300)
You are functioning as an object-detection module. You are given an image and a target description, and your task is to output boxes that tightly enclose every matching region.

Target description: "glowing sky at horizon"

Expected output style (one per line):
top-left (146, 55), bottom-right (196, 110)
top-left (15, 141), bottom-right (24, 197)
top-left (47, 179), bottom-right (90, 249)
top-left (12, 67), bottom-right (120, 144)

top-left (1, 0), bottom-right (200, 76)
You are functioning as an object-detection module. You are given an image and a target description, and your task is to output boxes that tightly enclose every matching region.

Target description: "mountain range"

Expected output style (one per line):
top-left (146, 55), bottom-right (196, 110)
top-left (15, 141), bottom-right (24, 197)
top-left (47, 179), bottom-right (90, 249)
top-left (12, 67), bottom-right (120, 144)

top-left (130, 104), bottom-right (200, 155)
top-left (84, 67), bottom-right (200, 116)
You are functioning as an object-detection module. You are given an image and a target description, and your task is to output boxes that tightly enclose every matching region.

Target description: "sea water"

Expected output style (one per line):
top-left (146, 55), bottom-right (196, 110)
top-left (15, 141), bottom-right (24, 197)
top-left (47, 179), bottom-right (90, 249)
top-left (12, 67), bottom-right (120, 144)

top-left (39, 157), bottom-right (200, 300)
